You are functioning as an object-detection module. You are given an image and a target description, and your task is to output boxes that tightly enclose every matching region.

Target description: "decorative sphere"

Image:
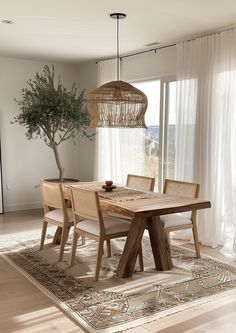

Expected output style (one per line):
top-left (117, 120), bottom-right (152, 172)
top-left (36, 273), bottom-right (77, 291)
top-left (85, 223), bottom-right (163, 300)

top-left (105, 180), bottom-right (113, 186)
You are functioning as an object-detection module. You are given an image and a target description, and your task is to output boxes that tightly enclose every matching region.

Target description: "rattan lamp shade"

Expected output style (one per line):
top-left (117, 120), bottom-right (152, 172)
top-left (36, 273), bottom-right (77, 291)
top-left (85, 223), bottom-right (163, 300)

top-left (86, 12), bottom-right (148, 128)
top-left (86, 80), bottom-right (148, 128)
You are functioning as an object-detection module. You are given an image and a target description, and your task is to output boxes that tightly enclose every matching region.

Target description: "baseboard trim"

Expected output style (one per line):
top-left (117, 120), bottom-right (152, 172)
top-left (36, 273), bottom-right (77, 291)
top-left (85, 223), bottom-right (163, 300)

top-left (4, 202), bottom-right (43, 212)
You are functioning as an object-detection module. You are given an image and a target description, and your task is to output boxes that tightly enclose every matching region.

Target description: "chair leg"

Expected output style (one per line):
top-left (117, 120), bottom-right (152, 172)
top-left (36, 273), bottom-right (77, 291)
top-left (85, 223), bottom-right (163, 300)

top-left (95, 239), bottom-right (104, 281)
top-left (58, 227), bottom-right (68, 262)
top-left (81, 235), bottom-right (86, 245)
top-left (106, 239), bottom-right (111, 257)
top-left (191, 211), bottom-right (200, 258)
top-left (40, 220), bottom-right (48, 250)
top-left (192, 225), bottom-right (200, 258)
top-left (65, 227), bottom-right (70, 240)
top-left (69, 232), bottom-right (79, 267)
top-left (166, 231), bottom-right (171, 246)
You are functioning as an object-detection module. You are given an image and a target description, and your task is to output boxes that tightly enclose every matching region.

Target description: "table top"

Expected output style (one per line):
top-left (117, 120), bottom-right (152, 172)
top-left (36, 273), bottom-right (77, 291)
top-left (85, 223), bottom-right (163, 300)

top-left (63, 181), bottom-right (211, 219)
top-left (100, 194), bottom-right (211, 218)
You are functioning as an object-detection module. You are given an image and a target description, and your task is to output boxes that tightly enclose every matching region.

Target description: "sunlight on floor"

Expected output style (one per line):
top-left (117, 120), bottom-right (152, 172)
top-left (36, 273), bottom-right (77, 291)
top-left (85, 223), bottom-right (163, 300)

top-left (14, 306), bottom-right (59, 326)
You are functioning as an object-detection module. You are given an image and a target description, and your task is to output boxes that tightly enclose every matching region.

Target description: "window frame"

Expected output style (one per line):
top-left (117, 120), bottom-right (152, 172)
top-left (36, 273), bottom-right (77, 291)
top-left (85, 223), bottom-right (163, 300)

top-left (131, 75), bottom-right (176, 192)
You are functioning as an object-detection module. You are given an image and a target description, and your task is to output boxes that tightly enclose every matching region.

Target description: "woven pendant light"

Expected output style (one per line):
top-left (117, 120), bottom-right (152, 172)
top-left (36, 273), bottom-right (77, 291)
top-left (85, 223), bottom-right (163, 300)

top-left (86, 13), bottom-right (147, 128)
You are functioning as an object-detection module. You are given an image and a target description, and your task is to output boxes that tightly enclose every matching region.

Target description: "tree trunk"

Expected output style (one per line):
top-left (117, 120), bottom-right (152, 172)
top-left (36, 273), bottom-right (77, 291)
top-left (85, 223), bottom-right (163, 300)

top-left (52, 144), bottom-right (64, 182)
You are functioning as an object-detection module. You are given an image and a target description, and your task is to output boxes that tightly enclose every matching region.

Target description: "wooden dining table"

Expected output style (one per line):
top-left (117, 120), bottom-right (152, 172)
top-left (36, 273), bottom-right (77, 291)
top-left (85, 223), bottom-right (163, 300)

top-left (63, 182), bottom-right (211, 279)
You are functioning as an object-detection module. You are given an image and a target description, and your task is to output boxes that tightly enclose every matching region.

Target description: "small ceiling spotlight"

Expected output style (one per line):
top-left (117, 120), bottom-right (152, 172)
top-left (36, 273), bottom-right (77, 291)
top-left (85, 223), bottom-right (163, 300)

top-left (1, 19), bottom-right (14, 24)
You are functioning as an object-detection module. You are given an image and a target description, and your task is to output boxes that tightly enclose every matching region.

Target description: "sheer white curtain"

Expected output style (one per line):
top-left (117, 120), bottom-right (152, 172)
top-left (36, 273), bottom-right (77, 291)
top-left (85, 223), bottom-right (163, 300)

top-left (175, 29), bottom-right (236, 257)
top-left (94, 60), bottom-right (122, 182)
top-left (94, 59), bottom-right (145, 183)
top-left (0, 140), bottom-right (3, 213)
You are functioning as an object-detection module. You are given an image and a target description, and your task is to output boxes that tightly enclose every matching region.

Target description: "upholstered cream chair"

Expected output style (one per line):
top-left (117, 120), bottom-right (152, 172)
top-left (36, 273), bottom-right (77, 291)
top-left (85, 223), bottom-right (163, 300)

top-left (69, 186), bottom-right (140, 281)
top-left (160, 179), bottom-right (200, 258)
top-left (40, 179), bottom-right (74, 261)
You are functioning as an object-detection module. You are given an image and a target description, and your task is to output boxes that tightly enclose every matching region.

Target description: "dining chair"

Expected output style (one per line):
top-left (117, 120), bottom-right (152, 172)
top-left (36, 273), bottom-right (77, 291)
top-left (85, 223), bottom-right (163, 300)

top-left (69, 186), bottom-right (141, 281)
top-left (40, 179), bottom-right (74, 261)
top-left (126, 174), bottom-right (155, 192)
top-left (160, 178), bottom-right (201, 258)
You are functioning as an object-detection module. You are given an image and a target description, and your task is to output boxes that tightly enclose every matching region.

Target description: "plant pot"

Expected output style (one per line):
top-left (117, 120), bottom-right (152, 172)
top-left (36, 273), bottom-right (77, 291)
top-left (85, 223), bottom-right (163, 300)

top-left (45, 178), bottom-right (79, 183)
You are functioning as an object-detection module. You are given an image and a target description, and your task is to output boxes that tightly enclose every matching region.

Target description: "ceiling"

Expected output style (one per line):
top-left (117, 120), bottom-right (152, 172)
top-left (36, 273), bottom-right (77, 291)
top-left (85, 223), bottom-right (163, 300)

top-left (1, 0), bottom-right (236, 63)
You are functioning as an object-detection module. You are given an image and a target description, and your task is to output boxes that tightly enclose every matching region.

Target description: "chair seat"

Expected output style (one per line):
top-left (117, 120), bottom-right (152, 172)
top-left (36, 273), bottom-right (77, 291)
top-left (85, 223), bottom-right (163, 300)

top-left (45, 208), bottom-right (74, 224)
top-left (160, 213), bottom-right (192, 228)
top-left (76, 216), bottom-right (131, 236)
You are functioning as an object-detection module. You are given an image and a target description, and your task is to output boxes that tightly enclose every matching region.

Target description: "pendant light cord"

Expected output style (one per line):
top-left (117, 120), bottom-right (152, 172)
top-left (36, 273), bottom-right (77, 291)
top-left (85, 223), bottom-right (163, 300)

top-left (110, 13), bottom-right (126, 80)
top-left (117, 16), bottom-right (120, 81)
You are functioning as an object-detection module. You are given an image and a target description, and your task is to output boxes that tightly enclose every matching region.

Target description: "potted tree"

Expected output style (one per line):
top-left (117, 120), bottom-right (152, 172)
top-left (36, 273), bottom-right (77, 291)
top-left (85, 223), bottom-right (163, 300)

top-left (13, 65), bottom-right (92, 182)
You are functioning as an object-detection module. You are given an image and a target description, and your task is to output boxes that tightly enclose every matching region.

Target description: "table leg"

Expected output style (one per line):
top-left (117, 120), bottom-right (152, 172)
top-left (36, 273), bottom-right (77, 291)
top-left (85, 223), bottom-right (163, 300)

top-left (52, 227), bottom-right (70, 245)
top-left (52, 227), bottom-right (62, 244)
top-left (147, 216), bottom-right (173, 270)
top-left (116, 217), bottom-right (145, 278)
top-left (52, 199), bottom-right (72, 244)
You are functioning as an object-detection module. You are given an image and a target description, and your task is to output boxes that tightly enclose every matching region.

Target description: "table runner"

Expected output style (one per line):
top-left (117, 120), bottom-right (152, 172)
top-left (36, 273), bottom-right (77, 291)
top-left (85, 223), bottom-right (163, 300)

top-left (69, 181), bottom-right (160, 202)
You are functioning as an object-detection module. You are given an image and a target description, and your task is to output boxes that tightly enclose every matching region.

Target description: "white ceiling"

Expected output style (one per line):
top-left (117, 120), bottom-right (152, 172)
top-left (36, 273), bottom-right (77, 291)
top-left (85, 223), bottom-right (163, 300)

top-left (1, 0), bottom-right (236, 63)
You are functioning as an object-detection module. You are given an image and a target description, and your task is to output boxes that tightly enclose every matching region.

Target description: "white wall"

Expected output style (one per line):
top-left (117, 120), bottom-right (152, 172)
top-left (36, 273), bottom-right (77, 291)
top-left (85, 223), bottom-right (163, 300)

top-left (0, 57), bottom-right (82, 211)
top-left (76, 61), bottom-right (97, 181)
top-left (0, 46), bottom-right (176, 212)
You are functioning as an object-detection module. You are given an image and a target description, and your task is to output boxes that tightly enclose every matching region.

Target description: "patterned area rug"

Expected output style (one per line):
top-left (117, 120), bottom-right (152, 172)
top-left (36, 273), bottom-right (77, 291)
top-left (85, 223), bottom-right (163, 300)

top-left (1, 231), bottom-right (236, 333)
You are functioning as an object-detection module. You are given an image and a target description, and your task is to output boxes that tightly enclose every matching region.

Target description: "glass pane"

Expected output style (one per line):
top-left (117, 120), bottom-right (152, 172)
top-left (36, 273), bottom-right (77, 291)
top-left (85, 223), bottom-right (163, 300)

top-left (166, 81), bottom-right (176, 179)
top-left (133, 80), bottom-right (160, 190)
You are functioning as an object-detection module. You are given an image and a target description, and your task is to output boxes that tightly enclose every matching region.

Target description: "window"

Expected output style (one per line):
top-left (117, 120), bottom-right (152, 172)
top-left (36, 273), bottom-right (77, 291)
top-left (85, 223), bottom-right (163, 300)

top-left (96, 76), bottom-right (176, 192)
top-left (133, 77), bottom-right (176, 191)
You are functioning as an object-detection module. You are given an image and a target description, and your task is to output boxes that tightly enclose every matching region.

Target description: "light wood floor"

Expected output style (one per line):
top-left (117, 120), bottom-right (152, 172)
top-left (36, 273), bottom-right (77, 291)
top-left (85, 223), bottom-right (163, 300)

top-left (0, 209), bottom-right (236, 333)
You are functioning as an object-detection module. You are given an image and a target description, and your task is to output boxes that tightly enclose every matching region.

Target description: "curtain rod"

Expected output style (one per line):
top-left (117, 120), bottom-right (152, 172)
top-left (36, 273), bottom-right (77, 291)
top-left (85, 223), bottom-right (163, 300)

top-left (96, 42), bottom-right (176, 64)
top-left (96, 24), bottom-right (236, 64)
top-left (120, 42), bottom-right (176, 60)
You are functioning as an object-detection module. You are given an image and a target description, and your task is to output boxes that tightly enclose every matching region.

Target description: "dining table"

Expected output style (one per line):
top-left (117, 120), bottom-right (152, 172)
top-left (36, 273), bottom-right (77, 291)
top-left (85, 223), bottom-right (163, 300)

top-left (63, 181), bottom-right (211, 278)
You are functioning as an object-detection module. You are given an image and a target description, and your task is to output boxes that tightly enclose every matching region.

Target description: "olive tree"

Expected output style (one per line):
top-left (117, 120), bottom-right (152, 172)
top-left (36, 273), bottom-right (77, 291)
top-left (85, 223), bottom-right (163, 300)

top-left (13, 65), bottom-right (91, 181)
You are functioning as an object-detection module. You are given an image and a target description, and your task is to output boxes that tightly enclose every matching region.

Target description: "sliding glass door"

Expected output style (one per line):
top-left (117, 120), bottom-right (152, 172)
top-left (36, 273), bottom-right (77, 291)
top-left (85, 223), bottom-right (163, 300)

top-left (96, 76), bottom-right (177, 193)
top-left (132, 79), bottom-right (160, 189)
top-left (133, 77), bottom-right (176, 191)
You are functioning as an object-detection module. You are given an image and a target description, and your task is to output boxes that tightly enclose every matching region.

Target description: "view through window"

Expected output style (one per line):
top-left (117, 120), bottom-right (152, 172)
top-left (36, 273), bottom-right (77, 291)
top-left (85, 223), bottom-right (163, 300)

top-left (133, 78), bottom-right (176, 191)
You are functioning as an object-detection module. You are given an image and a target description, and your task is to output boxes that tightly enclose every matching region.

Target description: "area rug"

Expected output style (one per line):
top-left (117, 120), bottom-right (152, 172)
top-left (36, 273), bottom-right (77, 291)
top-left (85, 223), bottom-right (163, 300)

top-left (1, 230), bottom-right (236, 333)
